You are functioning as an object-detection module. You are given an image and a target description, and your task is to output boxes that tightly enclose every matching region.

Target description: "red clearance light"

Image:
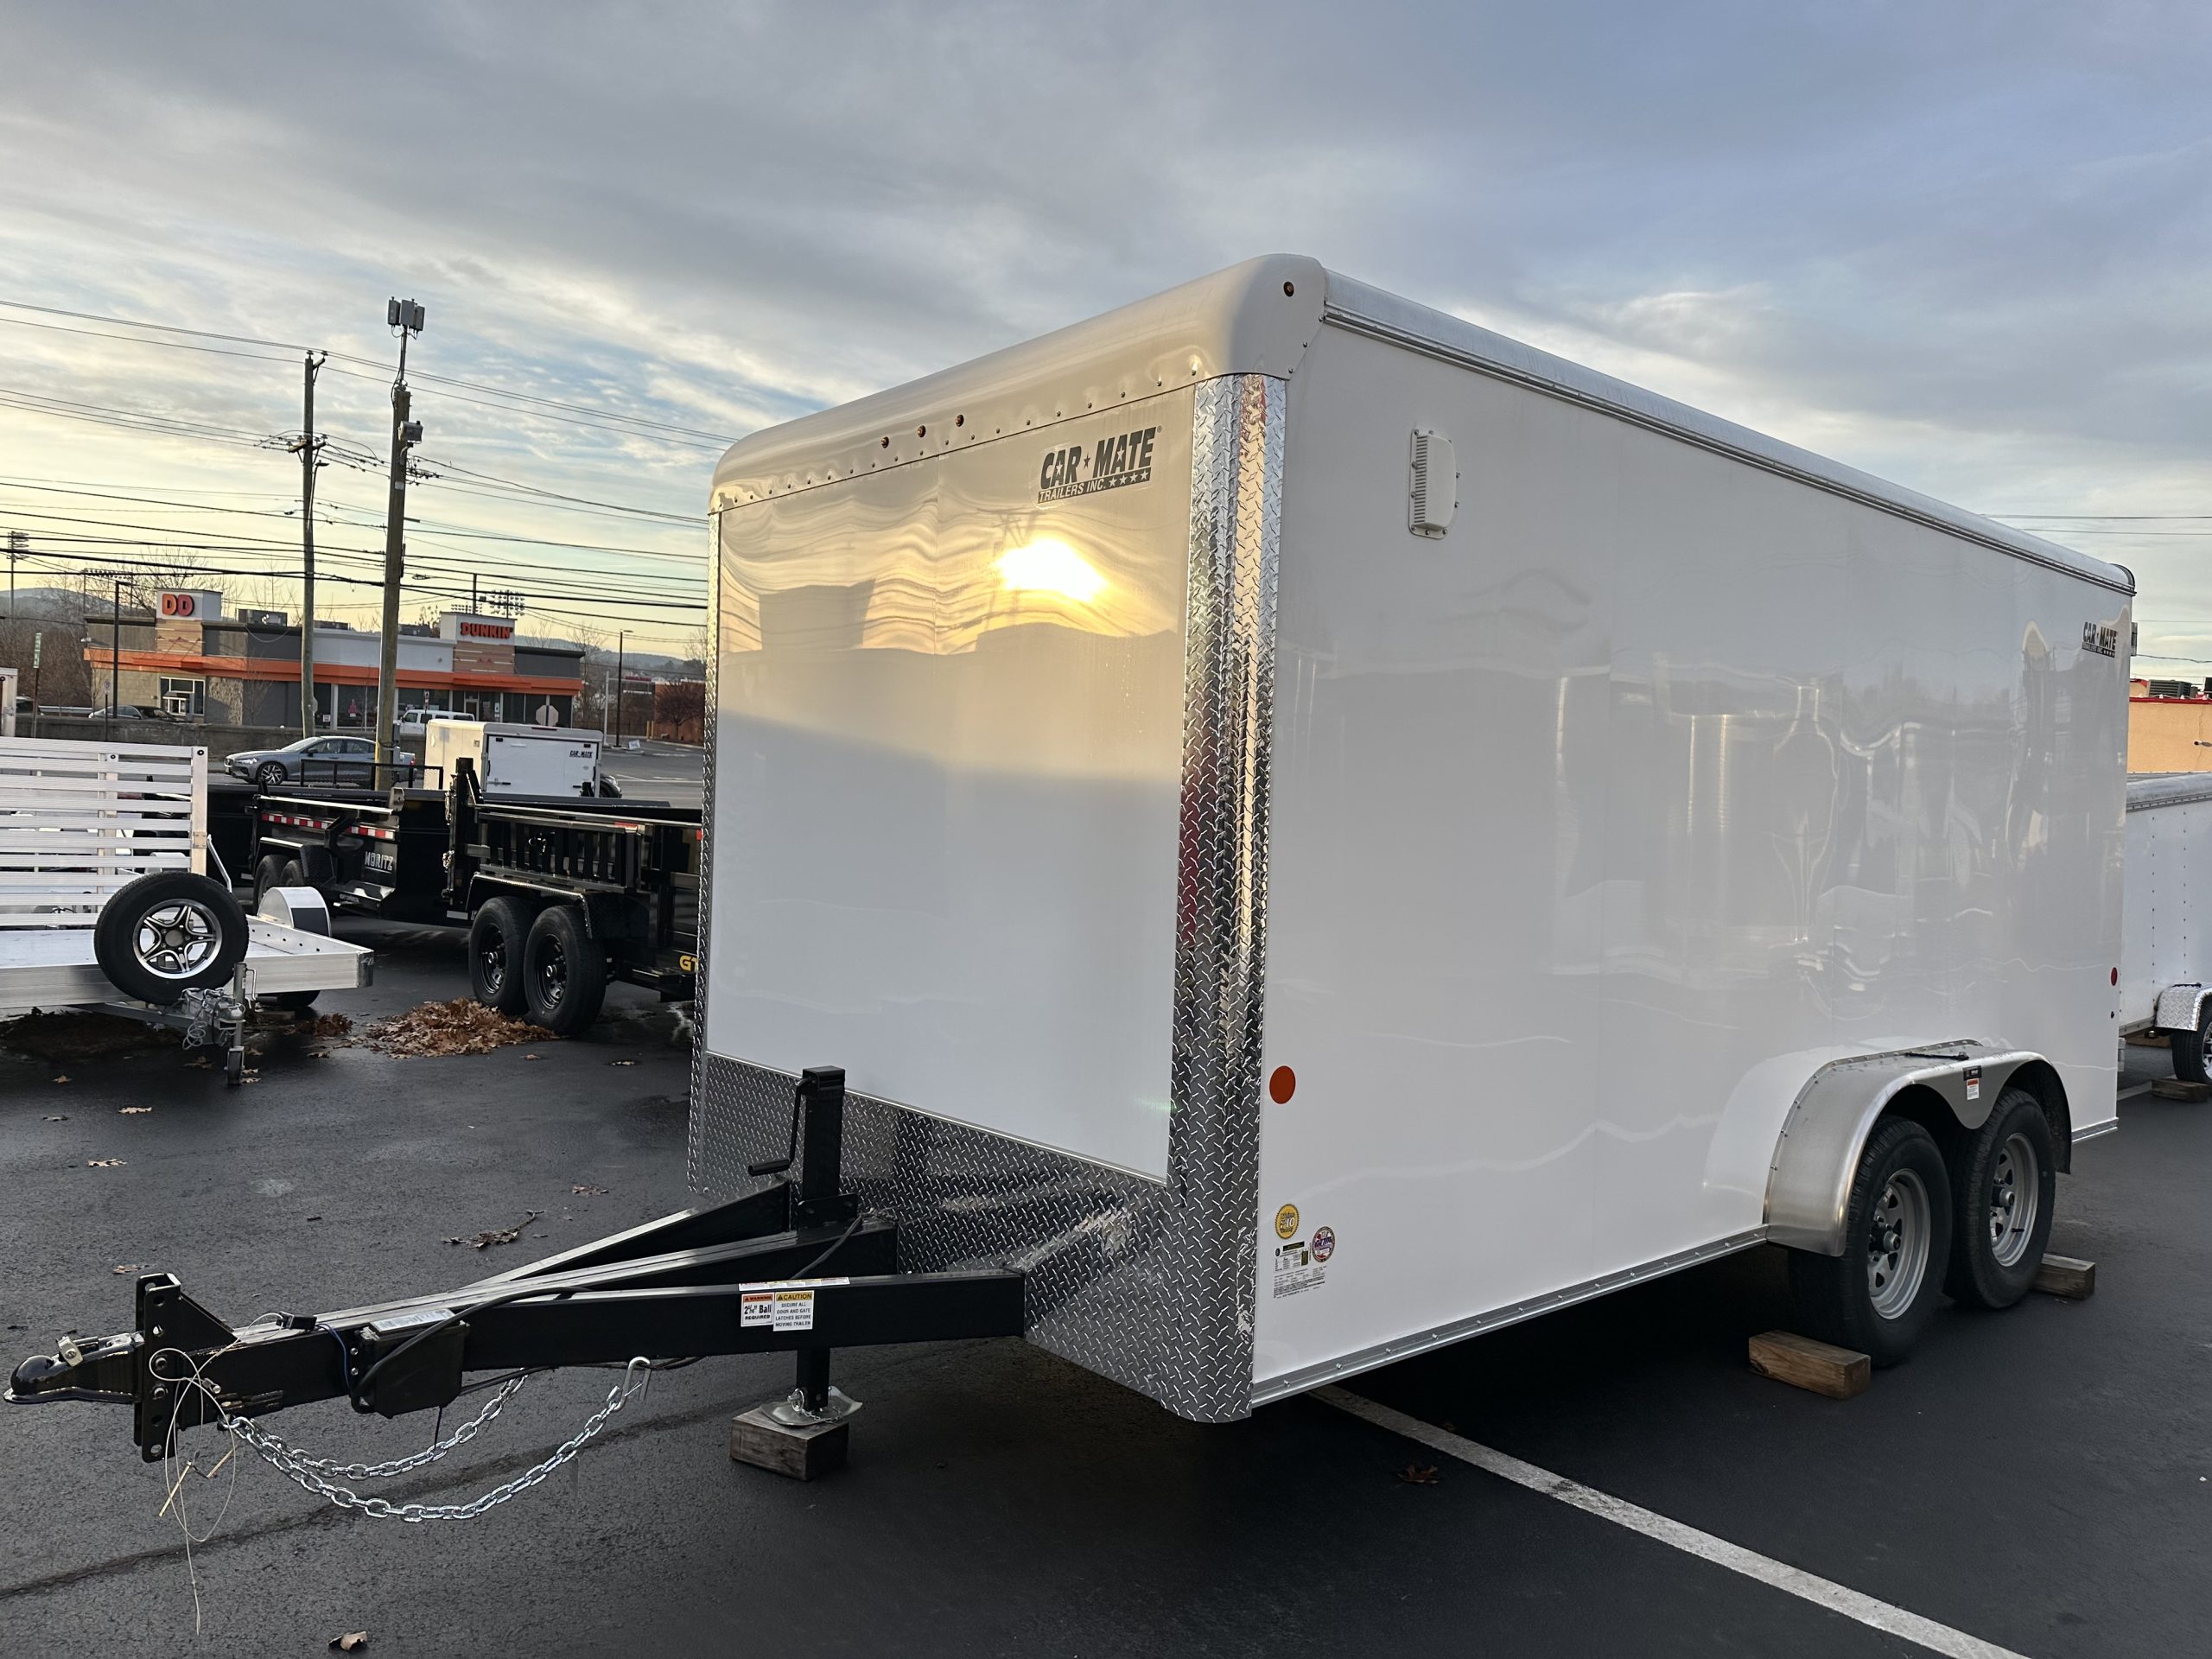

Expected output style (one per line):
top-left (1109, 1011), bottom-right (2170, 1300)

top-left (1268, 1065), bottom-right (1296, 1104)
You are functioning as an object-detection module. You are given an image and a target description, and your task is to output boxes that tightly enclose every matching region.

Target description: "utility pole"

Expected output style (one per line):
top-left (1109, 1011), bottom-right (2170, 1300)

top-left (375, 299), bottom-right (425, 768)
top-left (613, 629), bottom-right (626, 743)
top-left (293, 351), bottom-right (326, 738)
top-left (107, 575), bottom-right (122, 739)
top-left (6, 528), bottom-right (23, 620)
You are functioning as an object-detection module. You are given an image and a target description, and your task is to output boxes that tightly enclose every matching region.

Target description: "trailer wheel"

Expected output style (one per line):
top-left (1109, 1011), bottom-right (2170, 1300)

top-left (2172, 1011), bottom-right (2212, 1085)
top-left (522, 905), bottom-right (607, 1036)
top-left (91, 870), bottom-right (250, 1006)
top-left (252, 855), bottom-right (289, 911)
top-left (1943, 1088), bottom-right (2056, 1310)
top-left (468, 897), bottom-right (534, 1015)
top-left (1789, 1117), bottom-right (1953, 1367)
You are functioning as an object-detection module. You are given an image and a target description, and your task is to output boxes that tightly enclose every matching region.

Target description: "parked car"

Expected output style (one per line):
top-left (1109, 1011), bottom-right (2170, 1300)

top-left (394, 707), bottom-right (457, 740)
top-left (226, 734), bottom-right (378, 790)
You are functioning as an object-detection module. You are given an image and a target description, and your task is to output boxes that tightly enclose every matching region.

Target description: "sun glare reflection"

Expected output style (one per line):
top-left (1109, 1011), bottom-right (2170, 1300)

top-left (996, 538), bottom-right (1108, 604)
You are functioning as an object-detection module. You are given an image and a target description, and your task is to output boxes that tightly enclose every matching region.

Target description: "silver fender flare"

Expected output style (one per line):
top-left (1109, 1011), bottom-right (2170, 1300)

top-left (2153, 984), bottom-right (2211, 1035)
top-left (1764, 1041), bottom-right (2062, 1255)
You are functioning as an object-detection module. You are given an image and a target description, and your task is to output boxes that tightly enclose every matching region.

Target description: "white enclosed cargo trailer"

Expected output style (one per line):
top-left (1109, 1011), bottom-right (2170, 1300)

top-left (691, 257), bottom-right (2133, 1419)
top-left (2119, 772), bottom-right (2212, 1077)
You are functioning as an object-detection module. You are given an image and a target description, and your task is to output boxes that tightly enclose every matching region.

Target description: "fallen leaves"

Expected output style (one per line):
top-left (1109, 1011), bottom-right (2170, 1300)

top-left (570, 1184), bottom-right (607, 1197)
top-left (447, 1212), bottom-right (541, 1250)
top-left (1395, 1464), bottom-right (1440, 1486)
top-left (119, 1105), bottom-right (152, 1115)
top-left (51, 1075), bottom-right (71, 1084)
top-left (357, 1000), bottom-right (542, 1058)
top-left (85, 1158), bottom-right (126, 1169)
top-left (330, 1634), bottom-right (370, 1654)
top-left (607, 1058), bottom-right (636, 1067)
top-left (112, 1263), bottom-right (146, 1274)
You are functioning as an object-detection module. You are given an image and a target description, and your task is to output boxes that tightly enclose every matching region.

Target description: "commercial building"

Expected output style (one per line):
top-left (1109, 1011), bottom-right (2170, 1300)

top-left (85, 588), bottom-right (585, 728)
top-left (2129, 677), bottom-right (2212, 772)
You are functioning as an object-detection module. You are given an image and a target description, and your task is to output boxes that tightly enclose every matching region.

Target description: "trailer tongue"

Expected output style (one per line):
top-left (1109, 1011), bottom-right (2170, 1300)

top-left (7, 1070), bottom-right (1024, 1472)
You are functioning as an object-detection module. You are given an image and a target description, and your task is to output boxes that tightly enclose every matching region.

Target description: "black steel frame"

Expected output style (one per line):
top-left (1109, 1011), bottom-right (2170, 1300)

top-left (6, 1070), bottom-right (1024, 1460)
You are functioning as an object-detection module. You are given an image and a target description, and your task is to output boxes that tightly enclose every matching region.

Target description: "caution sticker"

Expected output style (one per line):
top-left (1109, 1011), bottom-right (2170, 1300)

top-left (1964, 1065), bottom-right (1982, 1103)
top-left (739, 1278), bottom-right (849, 1332)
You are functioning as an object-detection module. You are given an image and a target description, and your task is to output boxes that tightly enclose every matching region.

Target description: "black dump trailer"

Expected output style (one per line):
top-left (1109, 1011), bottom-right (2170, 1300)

top-left (246, 760), bottom-right (700, 1033)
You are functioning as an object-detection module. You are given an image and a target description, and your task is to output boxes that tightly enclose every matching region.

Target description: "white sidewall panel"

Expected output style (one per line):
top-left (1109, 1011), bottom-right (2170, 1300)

top-left (1252, 325), bottom-right (2127, 1391)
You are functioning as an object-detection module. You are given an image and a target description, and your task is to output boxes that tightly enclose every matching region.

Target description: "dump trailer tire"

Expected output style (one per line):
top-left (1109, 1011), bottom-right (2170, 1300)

top-left (92, 870), bottom-right (251, 1006)
top-left (252, 855), bottom-right (289, 911)
top-left (1944, 1088), bottom-right (2057, 1310)
top-left (468, 897), bottom-right (535, 1016)
top-left (522, 904), bottom-right (607, 1036)
top-left (1789, 1117), bottom-right (1953, 1367)
top-left (2172, 1013), bottom-right (2212, 1085)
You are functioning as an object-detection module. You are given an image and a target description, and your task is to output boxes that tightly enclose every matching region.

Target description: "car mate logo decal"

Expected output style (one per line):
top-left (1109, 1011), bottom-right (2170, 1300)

top-left (2081, 621), bottom-right (2119, 658)
top-left (1036, 425), bottom-right (1158, 503)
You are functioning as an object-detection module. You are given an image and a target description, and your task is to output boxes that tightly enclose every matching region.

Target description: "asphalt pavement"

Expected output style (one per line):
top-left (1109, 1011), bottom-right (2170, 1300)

top-left (1, 931), bottom-right (2205, 1656)
top-left (597, 738), bottom-right (702, 808)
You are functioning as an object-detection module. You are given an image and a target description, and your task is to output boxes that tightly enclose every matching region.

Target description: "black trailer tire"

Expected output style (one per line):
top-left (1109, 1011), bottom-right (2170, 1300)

top-left (523, 904), bottom-right (607, 1036)
top-left (2172, 1011), bottom-right (2212, 1085)
top-left (256, 760), bottom-right (288, 790)
top-left (253, 855), bottom-right (289, 911)
top-left (1944, 1088), bottom-right (2057, 1310)
top-left (1789, 1117), bottom-right (1954, 1367)
top-left (91, 870), bottom-right (251, 1005)
top-left (469, 897), bottom-right (535, 1015)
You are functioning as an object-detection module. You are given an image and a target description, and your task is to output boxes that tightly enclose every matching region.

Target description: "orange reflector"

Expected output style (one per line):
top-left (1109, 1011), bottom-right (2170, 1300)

top-left (1268, 1065), bottom-right (1296, 1104)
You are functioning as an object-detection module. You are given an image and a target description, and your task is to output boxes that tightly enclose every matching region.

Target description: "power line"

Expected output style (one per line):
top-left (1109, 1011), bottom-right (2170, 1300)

top-left (0, 293), bottom-right (742, 448)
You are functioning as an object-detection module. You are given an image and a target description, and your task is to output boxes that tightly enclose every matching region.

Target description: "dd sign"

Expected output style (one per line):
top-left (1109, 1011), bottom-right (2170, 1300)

top-left (159, 592), bottom-right (199, 618)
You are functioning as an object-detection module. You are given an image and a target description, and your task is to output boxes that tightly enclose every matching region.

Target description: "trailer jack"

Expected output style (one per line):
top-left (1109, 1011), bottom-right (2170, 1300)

top-left (7, 1069), bottom-right (1025, 1483)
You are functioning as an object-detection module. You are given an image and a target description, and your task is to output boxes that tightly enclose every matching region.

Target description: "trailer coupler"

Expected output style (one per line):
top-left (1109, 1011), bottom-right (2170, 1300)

top-left (7, 1068), bottom-right (1026, 1463)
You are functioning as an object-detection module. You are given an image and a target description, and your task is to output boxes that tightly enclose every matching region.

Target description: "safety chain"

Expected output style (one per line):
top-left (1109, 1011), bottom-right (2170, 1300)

top-left (158, 1354), bottom-right (652, 1524)
top-left (259, 1376), bottom-right (527, 1481)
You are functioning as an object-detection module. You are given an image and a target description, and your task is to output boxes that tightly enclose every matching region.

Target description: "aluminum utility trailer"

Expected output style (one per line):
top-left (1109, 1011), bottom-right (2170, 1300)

top-left (0, 735), bottom-right (372, 1084)
top-left (2119, 772), bottom-right (2212, 1079)
top-left (7, 259), bottom-right (2133, 1488)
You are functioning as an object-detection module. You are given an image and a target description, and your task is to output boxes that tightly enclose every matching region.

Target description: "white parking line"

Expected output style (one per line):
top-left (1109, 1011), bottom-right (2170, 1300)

top-left (1315, 1387), bottom-right (2033, 1659)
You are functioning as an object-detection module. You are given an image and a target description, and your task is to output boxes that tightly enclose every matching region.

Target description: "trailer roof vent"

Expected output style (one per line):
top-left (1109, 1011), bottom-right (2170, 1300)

top-left (1409, 429), bottom-right (1457, 538)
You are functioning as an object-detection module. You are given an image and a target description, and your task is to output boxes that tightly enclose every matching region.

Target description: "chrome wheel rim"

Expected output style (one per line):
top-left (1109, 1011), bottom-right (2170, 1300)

top-left (1866, 1166), bottom-right (1931, 1319)
top-left (132, 899), bottom-right (222, 981)
top-left (1987, 1132), bottom-right (2040, 1268)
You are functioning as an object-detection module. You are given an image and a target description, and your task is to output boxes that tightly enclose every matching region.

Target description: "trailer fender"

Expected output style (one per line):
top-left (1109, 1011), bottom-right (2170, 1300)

top-left (1764, 1042), bottom-right (2057, 1255)
top-left (2152, 983), bottom-right (2210, 1034)
top-left (295, 844), bottom-right (336, 887)
top-left (255, 885), bottom-right (332, 936)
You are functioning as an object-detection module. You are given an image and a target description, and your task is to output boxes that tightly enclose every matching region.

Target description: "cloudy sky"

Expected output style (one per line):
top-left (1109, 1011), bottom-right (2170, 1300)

top-left (0, 2), bottom-right (2204, 661)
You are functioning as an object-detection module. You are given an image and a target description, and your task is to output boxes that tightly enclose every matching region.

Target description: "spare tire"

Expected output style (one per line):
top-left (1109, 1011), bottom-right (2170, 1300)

top-left (92, 870), bottom-right (251, 1005)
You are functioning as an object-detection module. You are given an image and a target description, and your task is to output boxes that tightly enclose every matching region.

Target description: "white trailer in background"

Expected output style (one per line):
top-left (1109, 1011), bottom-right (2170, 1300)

top-left (0, 735), bottom-right (372, 1081)
top-left (2120, 772), bottom-right (2212, 1079)
top-left (688, 255), bottom-right (2133, 1414)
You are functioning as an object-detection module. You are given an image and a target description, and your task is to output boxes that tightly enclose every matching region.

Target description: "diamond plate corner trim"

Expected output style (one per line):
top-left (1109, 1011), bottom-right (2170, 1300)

top-left (684, 508), bottom-right (723, 1195)
top-left (1153, 371), bottom-right (1283, 1417)
top-left (686, 376), bottom-right (1284, 1421)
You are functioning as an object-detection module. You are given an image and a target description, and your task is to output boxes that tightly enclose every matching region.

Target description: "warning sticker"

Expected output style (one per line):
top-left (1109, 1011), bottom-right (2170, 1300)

top-left (1272, 1239), bottom-right (1325, 1300)
top-left (738, 1278), bottom-right (849, 1332)
top-left (1964, 1065), bottom-right (1982, 1103)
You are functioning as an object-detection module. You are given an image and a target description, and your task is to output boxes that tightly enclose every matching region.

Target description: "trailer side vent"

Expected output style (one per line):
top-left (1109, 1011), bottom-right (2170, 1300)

top-left (1408, 429), bottom-right (1458, 538)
